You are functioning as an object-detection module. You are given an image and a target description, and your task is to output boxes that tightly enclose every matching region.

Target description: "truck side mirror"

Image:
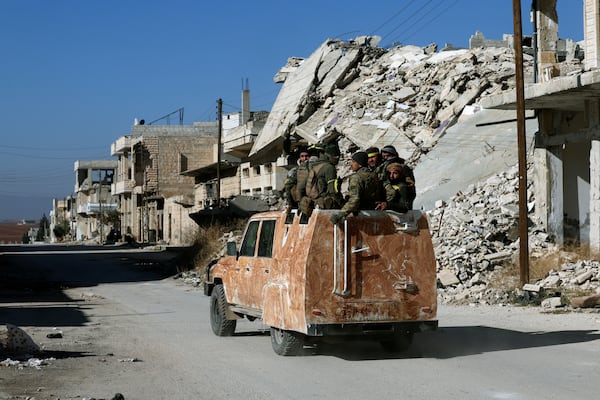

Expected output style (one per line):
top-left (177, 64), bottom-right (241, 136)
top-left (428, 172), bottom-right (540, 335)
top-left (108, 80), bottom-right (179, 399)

top-left (226, 241), bottom-right (237, 257)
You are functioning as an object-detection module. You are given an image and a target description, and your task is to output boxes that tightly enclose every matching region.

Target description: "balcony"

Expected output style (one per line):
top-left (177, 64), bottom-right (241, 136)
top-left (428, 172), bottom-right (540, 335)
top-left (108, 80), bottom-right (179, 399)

top-left (112, 180), bottom-right (135, 195)
top-left (111, 136), bottom-right (131, 156)
top-left (223, 120), bottom-right (264, 157)
top-left (78, 202), bottom-right (119, 215)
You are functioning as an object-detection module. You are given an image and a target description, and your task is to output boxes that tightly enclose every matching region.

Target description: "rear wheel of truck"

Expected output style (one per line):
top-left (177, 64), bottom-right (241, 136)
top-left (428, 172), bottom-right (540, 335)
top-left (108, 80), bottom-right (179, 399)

top-left (210, 284), bottom-right (236, 336)
top-left (380, 332), bottom-right (413, 353)
top-left (270, 327), bottom-right (304, 356)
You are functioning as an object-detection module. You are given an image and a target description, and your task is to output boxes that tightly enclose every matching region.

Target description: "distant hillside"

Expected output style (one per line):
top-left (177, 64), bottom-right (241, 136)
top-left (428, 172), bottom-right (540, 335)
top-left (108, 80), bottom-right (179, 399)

top-left (0, 222), bottom-right (37, 244)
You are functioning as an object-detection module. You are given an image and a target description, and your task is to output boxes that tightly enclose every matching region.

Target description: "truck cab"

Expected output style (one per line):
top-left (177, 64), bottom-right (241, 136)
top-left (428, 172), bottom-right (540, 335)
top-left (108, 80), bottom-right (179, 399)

top-left (204, 208), bottom-right (438, 356)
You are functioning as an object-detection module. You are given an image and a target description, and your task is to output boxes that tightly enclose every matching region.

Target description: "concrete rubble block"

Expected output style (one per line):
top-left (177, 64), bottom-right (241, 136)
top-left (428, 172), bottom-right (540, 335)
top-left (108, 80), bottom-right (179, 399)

top-left (438, 269), bottom-right (461, 287)
top-left (541, 297), bottom-right (564, 309)
top-left (385, 45), bottom-right (427, 69)
top-left (0, 324), bottom-right (40, 355)
top-left (541, 274), bottom-right (562, 288)
top-left (569, 294), bottom-right (600, 308)
top-left (483, 251), bottom-right (513, 262)
top-left (499, 193), bottom-right (518, 205)
top-left (317, 48), bottom-right (362, 98)
top-left (522, 283), bottom-right (542, 293)
top-left (468, 272), bottom-right (483, 286)
top-left (574, 270), bottom-right (594, 285)
top-left (500, 204), bottom-right (519, 217)
top-left (393, 86), bottom-right (416, 102)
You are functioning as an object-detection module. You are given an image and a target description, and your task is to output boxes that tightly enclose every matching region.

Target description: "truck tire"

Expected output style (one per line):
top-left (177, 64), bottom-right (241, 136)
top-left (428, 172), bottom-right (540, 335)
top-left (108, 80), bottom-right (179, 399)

top-left (380, 332), bottom-right (413, 353)
top-left (210, 284), bottom-right (236, 336)
top-left (270, 327), bottom-right (304, 356)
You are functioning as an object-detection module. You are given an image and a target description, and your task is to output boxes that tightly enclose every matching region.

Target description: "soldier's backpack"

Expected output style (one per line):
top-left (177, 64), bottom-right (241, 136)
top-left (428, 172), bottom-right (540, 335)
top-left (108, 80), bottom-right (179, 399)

top-left (305, 162), bottom-right (328, 200)
top-left (294, 162), bottom-right (311, 203)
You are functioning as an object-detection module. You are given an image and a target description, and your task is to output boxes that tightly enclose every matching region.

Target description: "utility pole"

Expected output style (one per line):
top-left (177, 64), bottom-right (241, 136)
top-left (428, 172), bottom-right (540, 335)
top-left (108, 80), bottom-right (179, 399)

top-left (216, 98), bottom-right (222, 208)
top-left (99, 174), bottom-right (104, 245)
top-left (512, 0), bottom-right (530, 285)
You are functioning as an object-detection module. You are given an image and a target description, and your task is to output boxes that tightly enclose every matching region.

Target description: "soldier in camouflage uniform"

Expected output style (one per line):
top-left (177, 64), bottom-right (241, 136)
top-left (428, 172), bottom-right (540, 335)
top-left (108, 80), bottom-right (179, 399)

top-left (282, 147), bottom-right (310, 211)
top-left (295, 143), bottom-right (324, 204)
top-left (330, 151), bottom-right (386, 224)
top-left (366, 146), bottom-right (381, 172)
top-left (301, 143), bottom-right (343, 214)
top-left (383, 162), bottom-right (414, 213)
top-left (375, 144), bottom-right (415, 186)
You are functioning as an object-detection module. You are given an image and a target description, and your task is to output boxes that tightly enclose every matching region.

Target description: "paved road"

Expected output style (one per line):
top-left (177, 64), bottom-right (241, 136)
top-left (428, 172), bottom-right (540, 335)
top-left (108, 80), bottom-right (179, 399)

top-left (1, 246), bottom-right (600, 400)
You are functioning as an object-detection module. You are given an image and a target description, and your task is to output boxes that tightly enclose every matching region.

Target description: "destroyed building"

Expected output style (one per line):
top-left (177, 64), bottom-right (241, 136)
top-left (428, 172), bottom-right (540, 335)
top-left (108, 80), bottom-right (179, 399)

top-left (483, 0), bottom-right (600, 251)
top-left (72, 160), bottom-right (117, 242)
top-left (110, 122), bottom-right (218, 245)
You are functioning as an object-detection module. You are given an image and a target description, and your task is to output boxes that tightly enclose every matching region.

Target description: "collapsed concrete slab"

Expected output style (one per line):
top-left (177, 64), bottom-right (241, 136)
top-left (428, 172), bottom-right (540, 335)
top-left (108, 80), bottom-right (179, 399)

top-left (250, 38), bottom-right (368, 160)
top-left (414, 107), bottom-right (538, 211)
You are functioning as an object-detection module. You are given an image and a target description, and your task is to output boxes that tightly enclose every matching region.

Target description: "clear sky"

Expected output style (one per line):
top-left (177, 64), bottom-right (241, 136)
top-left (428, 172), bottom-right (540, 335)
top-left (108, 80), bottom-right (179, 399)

top-left (0, 0), bottom-right (584, 221)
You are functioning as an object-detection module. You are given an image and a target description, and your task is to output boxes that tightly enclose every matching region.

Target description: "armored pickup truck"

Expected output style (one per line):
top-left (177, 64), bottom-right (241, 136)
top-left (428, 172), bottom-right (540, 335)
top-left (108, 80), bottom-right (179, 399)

top-left (204, 208), bottom-right (438, 356)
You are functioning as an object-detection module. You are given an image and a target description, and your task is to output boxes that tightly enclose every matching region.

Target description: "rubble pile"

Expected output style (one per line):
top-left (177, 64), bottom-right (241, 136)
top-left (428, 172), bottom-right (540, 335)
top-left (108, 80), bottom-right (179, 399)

top-left (284, 39), bottom-right (542, 168)
top-left (350, 46), bottom-right (526, 160)
top-left (427, 165), bottom-right (600, 307)
top-left (201, 38), bottom-right (595, 309)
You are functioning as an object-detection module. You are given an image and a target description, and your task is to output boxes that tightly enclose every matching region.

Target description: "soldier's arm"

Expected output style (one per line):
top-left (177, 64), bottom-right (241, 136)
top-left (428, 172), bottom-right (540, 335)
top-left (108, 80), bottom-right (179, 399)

top-left (340, 175), bottom-right (360, 216)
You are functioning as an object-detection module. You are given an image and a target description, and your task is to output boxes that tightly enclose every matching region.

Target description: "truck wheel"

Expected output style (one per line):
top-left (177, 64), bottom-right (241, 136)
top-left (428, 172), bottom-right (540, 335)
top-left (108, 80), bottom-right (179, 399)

top-left (210, 284), bottom-right (236, 336)
top-left (270, 327), bottom-right (304, 356)
top-left (380, 332), bottom-right (413, 352)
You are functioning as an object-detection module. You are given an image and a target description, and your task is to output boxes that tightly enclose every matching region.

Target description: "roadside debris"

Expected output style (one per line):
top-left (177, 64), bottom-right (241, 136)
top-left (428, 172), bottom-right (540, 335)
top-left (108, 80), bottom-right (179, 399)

top-left (0, 323), bottom-right (40, 356)
top-left (427, 165), bottom-right (600, 307)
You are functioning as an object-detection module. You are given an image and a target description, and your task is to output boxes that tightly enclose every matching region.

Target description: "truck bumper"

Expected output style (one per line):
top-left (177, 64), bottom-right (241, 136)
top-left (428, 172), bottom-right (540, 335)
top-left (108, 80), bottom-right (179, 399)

top-left (305, 320), bottom-right (438, 337)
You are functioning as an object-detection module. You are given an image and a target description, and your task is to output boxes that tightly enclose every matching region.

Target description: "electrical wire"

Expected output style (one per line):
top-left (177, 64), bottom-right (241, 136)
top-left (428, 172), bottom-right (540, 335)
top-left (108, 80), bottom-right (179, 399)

top-left (394, 0), bottom-right (460, 45)
top-left (381, 0), bottom-right (434, 42)
top-left (369, 0), bottom-right (411, 36)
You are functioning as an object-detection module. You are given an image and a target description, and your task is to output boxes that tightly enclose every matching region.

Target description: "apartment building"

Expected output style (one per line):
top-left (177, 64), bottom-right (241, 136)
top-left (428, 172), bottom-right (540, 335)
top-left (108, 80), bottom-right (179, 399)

top-left (72, 160), bottom-right (118, 242)
top-left (185, 90), bottom-right (289, 224)
top-left (110, 122), bottom-right (219, 245)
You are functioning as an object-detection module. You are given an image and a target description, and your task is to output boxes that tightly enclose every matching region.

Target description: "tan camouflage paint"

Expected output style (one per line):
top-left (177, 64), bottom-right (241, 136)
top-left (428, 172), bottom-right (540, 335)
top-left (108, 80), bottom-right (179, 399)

top-left (210, 208), bottom-right (437, 334)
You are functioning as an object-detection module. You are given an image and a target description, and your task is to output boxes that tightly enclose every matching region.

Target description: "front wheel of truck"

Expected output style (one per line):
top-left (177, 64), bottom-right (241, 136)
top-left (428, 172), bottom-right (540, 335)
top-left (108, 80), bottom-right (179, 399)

top-left (380, 332), bottom-right (413, 353)
top-left (210, 284), bottom-right (236, 336)
top-left (270, 327), bottom-right (304, 356)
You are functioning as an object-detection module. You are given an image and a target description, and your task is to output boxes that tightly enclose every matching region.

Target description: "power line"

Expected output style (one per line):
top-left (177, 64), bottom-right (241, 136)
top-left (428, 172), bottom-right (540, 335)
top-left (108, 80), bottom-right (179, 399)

top-left (394, 0), bottom-right (459, 45)
top-left (381, 0), bottom-right (434, 42)
top-left (369, 0), bottom-right (411, 35)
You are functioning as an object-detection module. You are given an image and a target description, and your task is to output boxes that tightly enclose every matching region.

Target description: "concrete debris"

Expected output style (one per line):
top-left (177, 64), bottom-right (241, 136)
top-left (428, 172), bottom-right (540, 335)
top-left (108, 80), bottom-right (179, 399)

top-left (256, 35), bottom-right (534, 166)
top-left (0, 324), bottom-right (40, 356)
top-left (541, 296), bottom-right (564, 310)
top-left (523, 284), bottom-right (542, 293)
top-left (570, 294), bottom-right (600, 308)
top-left (0, 357), bottom-right (54, 369)
top-left (428, 163), bottom-right (600, 307)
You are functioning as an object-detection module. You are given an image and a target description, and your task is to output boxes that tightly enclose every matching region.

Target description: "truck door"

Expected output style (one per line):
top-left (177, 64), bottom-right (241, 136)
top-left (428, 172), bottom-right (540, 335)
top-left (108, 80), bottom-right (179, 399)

top-left (234, 219), bottom-right (276, 311)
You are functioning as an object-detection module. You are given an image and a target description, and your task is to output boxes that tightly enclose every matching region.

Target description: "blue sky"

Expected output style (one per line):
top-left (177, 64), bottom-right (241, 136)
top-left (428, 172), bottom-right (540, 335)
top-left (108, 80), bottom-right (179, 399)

top-left (0, 0), bottom-right (584, 221)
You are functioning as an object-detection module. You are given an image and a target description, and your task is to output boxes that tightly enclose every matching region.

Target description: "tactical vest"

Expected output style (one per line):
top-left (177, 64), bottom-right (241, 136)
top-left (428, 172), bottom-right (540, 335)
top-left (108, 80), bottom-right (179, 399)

top-left (294, 162), bottom-right (311, 202)
top-left (305, 162), bottom-right (328, 200)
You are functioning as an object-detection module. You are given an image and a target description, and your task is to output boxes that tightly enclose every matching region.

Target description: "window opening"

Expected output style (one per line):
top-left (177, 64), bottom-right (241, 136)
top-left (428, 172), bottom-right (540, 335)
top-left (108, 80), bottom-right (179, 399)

top-left (257, 220), bottom-right (276, 258)
top-left (239, 220), bottom-right (260, 257)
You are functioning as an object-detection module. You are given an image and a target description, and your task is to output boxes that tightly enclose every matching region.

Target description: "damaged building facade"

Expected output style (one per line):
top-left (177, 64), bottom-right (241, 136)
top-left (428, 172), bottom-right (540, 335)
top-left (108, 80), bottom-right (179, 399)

top-left (72, 160), bottom-right (117, 242)
top-left (183, 89), bottom-right (285, 225)
top-left (483, 0), bottom-right (600, 251)
top-left (110, 122), bottom-right (218, 245)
